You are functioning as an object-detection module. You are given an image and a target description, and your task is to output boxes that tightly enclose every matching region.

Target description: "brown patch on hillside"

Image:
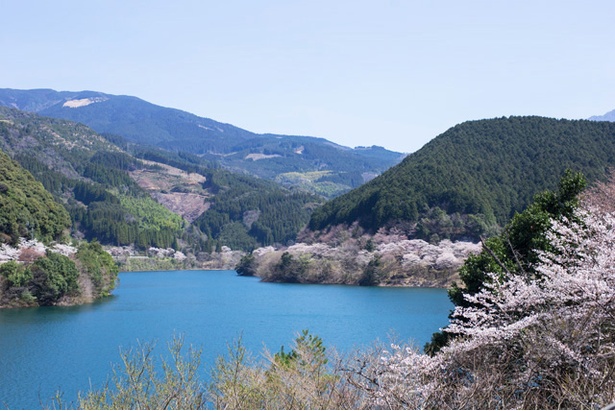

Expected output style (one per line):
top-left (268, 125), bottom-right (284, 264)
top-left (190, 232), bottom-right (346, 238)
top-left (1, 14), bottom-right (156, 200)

top-left (129, 160), bottom-right (211, 222)
top-left (152, 192), bottom-right (210, 222)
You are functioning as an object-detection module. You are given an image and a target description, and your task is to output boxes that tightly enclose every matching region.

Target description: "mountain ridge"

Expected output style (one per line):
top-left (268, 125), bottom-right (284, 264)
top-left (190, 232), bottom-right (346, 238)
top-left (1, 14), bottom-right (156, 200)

top-left (307, 115), bottom-right (615, 242)
top-left (0, 88), bottom-right (404, 197)
top-left (0, 106), bottom-right (322, 254)
top-left (589, 108), bottom-right (615, 122)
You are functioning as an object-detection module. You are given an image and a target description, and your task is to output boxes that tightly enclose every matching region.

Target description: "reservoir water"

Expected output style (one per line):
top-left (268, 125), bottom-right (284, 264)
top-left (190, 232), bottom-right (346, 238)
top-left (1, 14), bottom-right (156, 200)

top-left (0, 270), bottom-right (452, 409)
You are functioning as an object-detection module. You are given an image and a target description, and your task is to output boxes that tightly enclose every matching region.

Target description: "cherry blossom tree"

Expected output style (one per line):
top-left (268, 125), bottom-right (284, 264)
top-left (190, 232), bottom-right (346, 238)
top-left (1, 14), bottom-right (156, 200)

top-left (361, 192), bottom-right (615, 409)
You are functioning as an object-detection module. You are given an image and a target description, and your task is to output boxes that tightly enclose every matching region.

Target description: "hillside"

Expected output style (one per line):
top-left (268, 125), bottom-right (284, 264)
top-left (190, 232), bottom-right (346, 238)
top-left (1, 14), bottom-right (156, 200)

top-left (308, 116), bottom-right (615, 241)
top-left (0, 107), bottom-right (322, 254)
top-left (0, 149), bottom-right (118, 307)
top-left (0, 149), bottom-right (70, 244)
top-left (0, 88), bottom-right (404, 197)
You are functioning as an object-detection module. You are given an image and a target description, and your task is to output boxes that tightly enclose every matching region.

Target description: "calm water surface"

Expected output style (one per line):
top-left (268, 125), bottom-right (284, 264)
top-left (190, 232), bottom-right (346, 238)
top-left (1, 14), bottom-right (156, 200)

top-left (0, 270), bottom-right (452, 409)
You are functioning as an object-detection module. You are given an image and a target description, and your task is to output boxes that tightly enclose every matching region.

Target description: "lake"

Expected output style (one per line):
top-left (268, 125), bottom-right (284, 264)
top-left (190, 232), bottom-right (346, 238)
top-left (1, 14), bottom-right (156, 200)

top-left (0, 270), bottom-right (452, 409)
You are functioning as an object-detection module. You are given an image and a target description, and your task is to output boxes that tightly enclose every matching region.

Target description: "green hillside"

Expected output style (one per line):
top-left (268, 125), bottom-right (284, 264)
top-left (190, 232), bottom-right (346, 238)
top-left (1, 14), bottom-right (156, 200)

top-left (195, 169), bottom-right (320, 251)
top-left (309, 116), bottom-right (615, 241)
top-left (0, 107), bottom-right (321, 252)
top-left (0, 149), bottom-right (70, 244)
top-left (0, 106), bottom-right (183, 249)
top-left (0, 149), bottom-right (118, 307)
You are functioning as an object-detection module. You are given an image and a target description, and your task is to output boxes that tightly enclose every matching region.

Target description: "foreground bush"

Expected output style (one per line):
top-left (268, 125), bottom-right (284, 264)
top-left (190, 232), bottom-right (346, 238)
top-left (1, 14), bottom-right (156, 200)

top-left (78, 336), bottom-right (206, 410)
top-left (76, 332), bottom-right (369, 410)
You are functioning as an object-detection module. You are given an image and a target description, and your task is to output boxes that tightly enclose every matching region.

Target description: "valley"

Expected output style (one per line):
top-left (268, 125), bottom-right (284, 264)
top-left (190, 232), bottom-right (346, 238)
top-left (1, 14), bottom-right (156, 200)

top-left (3, 88), bottom-right (615, 297)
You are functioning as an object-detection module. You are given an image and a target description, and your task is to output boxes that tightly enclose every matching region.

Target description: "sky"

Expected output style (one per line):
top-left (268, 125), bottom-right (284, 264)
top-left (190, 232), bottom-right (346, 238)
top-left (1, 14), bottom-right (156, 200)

top-left (2, 0), bottom-right (615, 153)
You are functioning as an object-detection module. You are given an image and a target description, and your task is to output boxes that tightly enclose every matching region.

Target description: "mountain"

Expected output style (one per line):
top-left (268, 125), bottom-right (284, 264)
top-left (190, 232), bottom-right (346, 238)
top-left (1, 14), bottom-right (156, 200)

top-left (308, 116), bottom-right (615, 242)
top-left (0, 88), bottom-right (404, 197)
top-left (0, 106), bottom-right (322, 253)
top-left (589, 108), bottom-right (615, 122)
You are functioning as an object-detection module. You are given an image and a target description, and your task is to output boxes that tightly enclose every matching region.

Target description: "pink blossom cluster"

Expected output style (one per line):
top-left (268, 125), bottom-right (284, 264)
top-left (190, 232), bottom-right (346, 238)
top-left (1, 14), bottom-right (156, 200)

top-left (366, 202), bottom-right (615, 408)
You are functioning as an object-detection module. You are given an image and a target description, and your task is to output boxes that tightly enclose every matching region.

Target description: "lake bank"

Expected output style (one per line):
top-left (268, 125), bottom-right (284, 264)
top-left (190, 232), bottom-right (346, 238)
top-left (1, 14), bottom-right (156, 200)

top-left (0, 270), bottom-right (452, 409)
top-left (108, 237), bottom-right (482, 288)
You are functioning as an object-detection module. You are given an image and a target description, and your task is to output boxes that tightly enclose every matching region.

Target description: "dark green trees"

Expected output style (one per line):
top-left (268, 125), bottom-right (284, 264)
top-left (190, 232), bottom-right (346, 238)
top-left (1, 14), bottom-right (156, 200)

top-left (309, 117), bottom-right (615, 241)
top-left (0, 150), bottom-right (70, 245)
top-left (0, 244), bottom-right (119, 307)
top-left (195, 169), bottom-right (321, 250)
top-left (76, 241), bottom-right (119, 297)
top-left (1, 251), bottom-right (78, 306)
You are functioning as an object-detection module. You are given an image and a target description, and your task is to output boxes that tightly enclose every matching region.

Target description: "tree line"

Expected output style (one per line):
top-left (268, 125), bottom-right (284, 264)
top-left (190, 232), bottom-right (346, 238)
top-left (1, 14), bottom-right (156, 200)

top-left (309, 116), bottom-right (615, 242)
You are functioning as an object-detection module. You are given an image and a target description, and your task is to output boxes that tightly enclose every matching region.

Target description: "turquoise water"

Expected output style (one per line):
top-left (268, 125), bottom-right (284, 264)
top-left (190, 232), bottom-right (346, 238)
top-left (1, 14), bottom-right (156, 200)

top-left (0, 270), bottom-right (452, 409)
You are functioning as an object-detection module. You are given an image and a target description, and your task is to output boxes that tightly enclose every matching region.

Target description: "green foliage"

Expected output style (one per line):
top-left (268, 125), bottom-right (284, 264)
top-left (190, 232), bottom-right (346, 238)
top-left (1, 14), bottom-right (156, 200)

top-left (359, 255), bottom-right (383, 286)
top-left (0, 260), bottom-right (32, 287)
top-left (309, 116), bottom-right (615, 240)
top-left (195, 169), bottom-right (322, 251)
top-left (76, 241), bottom-right (119, 297)
top-left (235, 253), bottom-right (257, 277)
top-left (264, 252), bottom-right (311, 283)
top-left (273, 330), bottom-right (328, 370)
top-left (119, 195), bottom-right (183, 232)
top-left (275, 171), bottom-right (353, 198)
top-left (0, 244), bottom-right (119, 307)
top-left (426, 170), bottom-right (587, 353)
top-left (0, 149), bottom-right (70, 244)
top-left (0, 104), bottom-right (325, 253)
top-left (29, 251), bottom-right (79, 305)
top-left (0, 106), bottom-right (176, 249)
top-left (217, 222), bottom-right (257, 251)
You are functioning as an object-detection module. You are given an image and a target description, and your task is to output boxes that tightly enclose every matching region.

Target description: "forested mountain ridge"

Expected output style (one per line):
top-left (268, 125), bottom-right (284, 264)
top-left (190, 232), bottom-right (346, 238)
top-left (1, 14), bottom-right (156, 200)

top-left (0, 88), bottom-right (404, 197)
top-left (308, 116), bottom-right (615, 241)
top-left (0, 106), bottom-right (322, 255)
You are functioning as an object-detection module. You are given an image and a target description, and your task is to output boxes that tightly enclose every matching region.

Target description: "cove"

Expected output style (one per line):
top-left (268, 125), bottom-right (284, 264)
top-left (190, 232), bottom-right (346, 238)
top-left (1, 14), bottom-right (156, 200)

top-left (0, 270), bottom-right (453, 409)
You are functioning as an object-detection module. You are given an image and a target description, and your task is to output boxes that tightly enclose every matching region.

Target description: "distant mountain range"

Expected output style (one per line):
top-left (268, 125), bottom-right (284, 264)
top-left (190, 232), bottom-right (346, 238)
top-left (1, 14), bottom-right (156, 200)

top-left (0, 88), bottom-right (404, 197)
top-left (589, 108), bottom-right (615, 122)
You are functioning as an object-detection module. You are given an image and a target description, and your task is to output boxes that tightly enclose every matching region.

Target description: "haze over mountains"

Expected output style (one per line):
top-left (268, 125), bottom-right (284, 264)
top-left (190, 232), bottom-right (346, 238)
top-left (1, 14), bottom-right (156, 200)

top-left (0, 88), bottom-right (404, 198)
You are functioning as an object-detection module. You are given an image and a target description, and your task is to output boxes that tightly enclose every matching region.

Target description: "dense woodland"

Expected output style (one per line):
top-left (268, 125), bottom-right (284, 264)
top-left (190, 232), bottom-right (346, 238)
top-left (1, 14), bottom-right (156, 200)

top-left (0, 149), bottom-right (118, 307)
top-left (0, 149), bottom-right (69, 244)
top-left (309, 116), bottom-right (615, 242)
top-left (195, 169), bottom-right (320, 251)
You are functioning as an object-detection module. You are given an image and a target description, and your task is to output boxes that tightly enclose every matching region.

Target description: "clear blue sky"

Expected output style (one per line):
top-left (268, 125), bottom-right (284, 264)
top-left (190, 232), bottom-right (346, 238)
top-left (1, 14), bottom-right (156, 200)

top-left (2, 0), bottom-right (614, 153)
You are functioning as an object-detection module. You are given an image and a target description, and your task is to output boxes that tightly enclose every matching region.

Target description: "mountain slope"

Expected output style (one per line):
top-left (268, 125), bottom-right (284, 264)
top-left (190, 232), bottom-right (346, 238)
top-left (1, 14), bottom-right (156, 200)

top-left (0, 148), bottom-right (118, 307)
top-left (0, 149), bottom-right (70, 244)
top-left (0, 107), bottom-right (322, 252)
top-left (0, 88), bottom-right (404, 196)
top-left (308, 116), bottom-right (615, 241)
top-left (589, 108), bottom-right (615, 122)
